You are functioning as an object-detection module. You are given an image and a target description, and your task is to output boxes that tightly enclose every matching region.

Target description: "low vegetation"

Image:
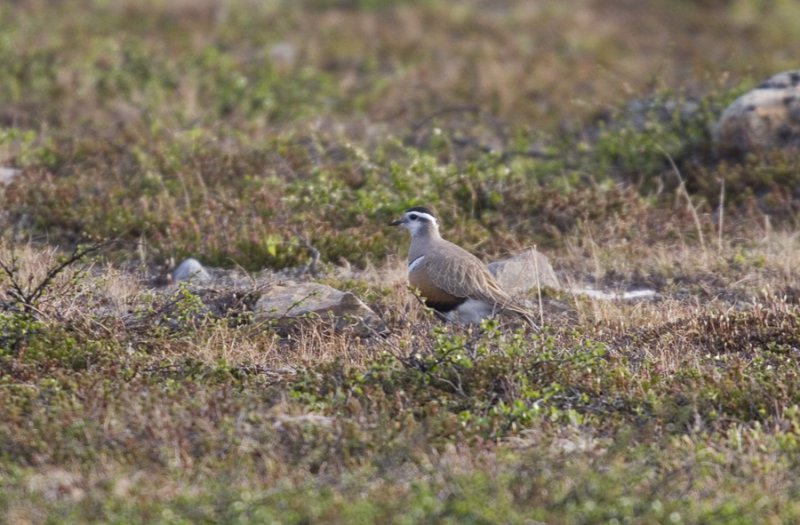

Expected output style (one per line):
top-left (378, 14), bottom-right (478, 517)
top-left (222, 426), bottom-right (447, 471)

top-left (2, 0), bottom-right (800, 523)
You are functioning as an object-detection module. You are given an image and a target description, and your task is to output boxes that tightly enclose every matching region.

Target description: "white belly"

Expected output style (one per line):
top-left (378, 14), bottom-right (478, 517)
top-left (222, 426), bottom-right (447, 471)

top-left (450, 299), bottom-right (494, 323)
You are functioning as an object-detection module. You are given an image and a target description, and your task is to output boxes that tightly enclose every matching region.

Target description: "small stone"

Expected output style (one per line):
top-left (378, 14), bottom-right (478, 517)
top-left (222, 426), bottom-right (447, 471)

top-left (171, 258), bottom-right (211, 284)
top-left (269, 42), bottom-right (296, 66)
top-left (0, 167), bottom-right (20, 185)
top-left (487, 248), bottom-right (560, 296)
top-left (714, 70), bottom-right (800, 156)
top-left (254, 282), bottom-right (383, 333)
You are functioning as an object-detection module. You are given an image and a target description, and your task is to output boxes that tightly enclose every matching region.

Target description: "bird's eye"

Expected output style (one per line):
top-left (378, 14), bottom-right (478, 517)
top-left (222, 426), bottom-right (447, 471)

top-left (409, 214), bottom-right (418, 221)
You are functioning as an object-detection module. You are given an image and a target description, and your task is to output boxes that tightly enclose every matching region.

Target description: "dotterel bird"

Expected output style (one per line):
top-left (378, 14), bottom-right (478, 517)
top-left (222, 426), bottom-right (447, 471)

top-left (390, 206), bottom-right (536, 326)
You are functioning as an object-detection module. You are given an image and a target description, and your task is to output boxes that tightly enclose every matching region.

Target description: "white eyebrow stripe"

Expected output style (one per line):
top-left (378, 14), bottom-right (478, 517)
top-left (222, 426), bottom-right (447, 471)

top-left (409, 212), bottom-right (437, 224)
top-left (408, 255), bottom-right (425, 272)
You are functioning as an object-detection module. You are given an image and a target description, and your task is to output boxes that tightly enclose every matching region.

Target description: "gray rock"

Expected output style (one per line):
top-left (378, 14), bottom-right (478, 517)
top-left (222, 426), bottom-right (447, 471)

top-left (254, 282), bottom-right (382, 332)
top-left (0, 167), bottom-right (20, 185)
top-left (269, 42), bottom-right (296, 66)
top-left (172, 258), bottom-right (212, 284)
top-left (488, 248), bottom-right (560, 296)
top-left (714, 70), bottom-right (800, 156)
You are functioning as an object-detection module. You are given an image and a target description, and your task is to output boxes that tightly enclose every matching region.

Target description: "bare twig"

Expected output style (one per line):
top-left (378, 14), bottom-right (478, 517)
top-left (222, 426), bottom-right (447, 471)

top-left (533, 244), bottom-right (545, 328)
top-left (279, 289), bottom-right (320, 319)
top-left (295, 231), bottom-right (320, 276)
top-left (659, 146), bottom-right (705, 252)
top-left (0, 240), bottom-right (110, 316)
top-left (717, 174), bottom-right (725, 253)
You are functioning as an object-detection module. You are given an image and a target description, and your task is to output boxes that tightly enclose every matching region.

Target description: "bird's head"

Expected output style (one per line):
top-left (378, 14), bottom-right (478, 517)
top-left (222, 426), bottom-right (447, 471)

top-left (390, 206), bottom-right (439, 237)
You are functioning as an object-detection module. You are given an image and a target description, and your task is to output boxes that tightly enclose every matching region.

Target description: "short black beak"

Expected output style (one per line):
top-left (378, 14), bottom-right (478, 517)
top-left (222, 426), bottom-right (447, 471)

top-left (389, 219), bottom-right (402, 226)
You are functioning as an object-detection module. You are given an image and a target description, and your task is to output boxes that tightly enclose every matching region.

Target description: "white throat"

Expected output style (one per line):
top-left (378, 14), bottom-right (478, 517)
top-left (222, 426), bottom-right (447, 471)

top-left (405, 220), bottom-right (440, 239)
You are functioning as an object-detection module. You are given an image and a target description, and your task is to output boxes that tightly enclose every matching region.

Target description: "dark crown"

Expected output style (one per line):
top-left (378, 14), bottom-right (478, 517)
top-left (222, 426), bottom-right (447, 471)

top-left (405, 206), bottom-right (435, 216)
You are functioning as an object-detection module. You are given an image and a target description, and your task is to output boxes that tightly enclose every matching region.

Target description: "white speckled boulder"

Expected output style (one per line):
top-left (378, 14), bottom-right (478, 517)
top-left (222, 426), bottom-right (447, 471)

top-left (714, 71), bottom-right (800, 156)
